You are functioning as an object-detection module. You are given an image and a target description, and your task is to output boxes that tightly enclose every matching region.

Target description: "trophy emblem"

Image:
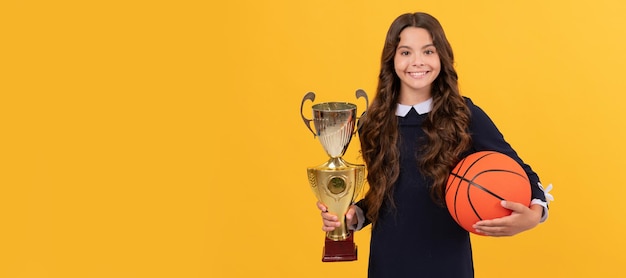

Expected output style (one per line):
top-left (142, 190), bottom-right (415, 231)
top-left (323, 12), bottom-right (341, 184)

top-left (300, 89), bottom-right (368, 262)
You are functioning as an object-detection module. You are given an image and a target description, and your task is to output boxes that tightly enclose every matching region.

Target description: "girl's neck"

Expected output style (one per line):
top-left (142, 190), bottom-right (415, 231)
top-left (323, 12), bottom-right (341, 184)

top-left (398, 90), bottom-right (432, 106)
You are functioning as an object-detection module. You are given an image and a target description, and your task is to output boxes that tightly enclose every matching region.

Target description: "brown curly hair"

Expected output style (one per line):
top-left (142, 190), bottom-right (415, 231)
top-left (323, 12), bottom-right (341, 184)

top-left (359, 12), bottom-right (472, 225)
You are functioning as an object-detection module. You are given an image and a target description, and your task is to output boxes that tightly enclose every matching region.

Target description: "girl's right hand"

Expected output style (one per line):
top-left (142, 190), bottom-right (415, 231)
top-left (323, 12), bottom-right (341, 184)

top-left (317, 201), bottom-right (357, 232)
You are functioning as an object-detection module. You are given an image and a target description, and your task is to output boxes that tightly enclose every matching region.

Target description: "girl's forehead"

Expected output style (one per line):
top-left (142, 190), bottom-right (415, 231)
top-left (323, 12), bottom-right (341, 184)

top-left (398, 27), bottom-right (434, 45)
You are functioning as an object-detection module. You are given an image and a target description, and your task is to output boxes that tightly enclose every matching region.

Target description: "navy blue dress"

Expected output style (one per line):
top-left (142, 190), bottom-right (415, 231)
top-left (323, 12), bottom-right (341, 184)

top-left (356, 98), bottom-right (545, 278)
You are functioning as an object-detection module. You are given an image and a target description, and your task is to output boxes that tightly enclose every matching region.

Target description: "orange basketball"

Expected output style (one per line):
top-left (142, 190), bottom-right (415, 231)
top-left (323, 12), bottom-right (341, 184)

top-left (445, 151), bottom-right (531, 235)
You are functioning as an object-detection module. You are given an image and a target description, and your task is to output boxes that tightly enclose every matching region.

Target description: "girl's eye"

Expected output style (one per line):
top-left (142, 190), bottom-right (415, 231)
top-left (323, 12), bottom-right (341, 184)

top-left (424, 49), bottom-right (435, 55)
top-left (400, 51), bottom-right (410, 56)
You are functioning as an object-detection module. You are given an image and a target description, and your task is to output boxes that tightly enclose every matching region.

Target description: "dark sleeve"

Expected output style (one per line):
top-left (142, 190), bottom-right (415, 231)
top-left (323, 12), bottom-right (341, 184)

top-left (465, 97), bottom-right (546, 203)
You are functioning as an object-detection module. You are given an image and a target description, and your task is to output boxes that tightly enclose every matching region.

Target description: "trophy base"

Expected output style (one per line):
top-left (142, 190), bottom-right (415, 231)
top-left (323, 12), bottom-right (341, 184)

top-left (322, 232), bottom-right (357, 262)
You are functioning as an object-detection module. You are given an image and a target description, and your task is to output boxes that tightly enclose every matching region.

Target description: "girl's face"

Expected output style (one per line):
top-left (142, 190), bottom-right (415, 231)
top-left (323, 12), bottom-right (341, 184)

top-left (394, 27), bottom-right (441, 102)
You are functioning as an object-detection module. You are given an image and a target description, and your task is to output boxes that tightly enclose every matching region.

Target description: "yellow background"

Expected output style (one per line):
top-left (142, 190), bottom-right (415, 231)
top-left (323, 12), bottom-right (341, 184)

top-left (2, 0), bottom-right (626, 277)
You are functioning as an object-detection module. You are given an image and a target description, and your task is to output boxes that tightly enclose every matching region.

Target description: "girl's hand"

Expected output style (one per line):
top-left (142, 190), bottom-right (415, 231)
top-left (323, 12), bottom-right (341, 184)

top-left (317, 201), bottom-right (357, 232)
top-left (472, 201), bottom-right (543, 237)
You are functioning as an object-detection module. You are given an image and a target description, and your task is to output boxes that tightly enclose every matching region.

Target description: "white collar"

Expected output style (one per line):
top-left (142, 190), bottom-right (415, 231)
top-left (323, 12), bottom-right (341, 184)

top-left (395, 98), bottom-right (433, 116)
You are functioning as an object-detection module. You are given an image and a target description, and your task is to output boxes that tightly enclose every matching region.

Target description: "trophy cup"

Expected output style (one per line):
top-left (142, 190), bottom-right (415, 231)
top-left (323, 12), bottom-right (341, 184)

top-left (300, 89), bottom-right (368, 262)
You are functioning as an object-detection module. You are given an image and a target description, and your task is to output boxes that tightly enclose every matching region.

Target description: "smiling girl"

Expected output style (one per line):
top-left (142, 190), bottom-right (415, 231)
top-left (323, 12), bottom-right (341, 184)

top-left (317, 12), bottom-right (551, 278)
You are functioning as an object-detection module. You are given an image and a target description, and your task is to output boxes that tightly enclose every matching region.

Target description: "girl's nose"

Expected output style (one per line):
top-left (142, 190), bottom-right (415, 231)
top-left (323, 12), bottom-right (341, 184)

top-left (413, 55), bottom-right (425, 66)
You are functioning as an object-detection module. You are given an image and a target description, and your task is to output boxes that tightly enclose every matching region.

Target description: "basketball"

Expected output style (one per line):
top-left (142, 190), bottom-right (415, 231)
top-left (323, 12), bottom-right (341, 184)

top-left (445, 151), bottom-right (531, 235)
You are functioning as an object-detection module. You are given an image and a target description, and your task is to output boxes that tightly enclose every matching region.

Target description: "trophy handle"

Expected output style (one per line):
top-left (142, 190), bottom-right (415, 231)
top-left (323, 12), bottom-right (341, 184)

top-left (355, 89), bottom-right (369, 134)
top-left (300, 92), bottom-right (317, 137)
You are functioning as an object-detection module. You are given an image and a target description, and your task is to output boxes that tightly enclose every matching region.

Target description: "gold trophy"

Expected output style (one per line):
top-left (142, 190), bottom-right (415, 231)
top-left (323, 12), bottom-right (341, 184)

top-left (300, 89), bottom-right (368, 262)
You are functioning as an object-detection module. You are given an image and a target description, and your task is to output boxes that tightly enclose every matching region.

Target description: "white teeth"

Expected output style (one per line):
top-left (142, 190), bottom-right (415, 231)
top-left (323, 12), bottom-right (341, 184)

top-left (409, 72), bottom-right (427, 77)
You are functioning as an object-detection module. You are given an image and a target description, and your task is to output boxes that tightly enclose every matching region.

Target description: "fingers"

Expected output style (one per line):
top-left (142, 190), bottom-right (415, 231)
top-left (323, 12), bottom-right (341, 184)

top-left (321, 211), bottom-right (340, 232)
top-left (322, 216), bottom-right (340, 232)
top-left (345, 206), bottom-right (356, 219)
top-left (473, 217), bottom-right (511, 236)
top-left (345, 205), bottom-right (357, 227)
top-left (474, 226), bottom-right (511, 237)
top-left (316, 201), bottom-right (328, 212)
top-left (500, 200), bottom-right (527, 212)
top-left (317, 201), bottom-right (340, 232)
top-left (317, 201), bottom-right (337, 221)
top-left (316, 202), bottom-right (361, 232)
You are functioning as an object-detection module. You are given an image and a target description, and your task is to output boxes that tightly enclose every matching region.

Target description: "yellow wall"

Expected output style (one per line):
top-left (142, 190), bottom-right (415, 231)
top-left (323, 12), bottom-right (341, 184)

top-left (3, 0), bottom-right (626, 277)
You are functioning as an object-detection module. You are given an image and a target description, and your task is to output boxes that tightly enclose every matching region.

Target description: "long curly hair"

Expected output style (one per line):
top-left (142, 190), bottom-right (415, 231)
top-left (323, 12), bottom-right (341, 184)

top-left (359, 12), bottom-right (472, 225)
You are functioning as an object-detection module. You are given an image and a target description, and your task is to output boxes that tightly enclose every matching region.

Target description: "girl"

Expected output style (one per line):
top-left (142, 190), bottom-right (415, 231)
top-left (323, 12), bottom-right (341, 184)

top-left (318, 12), bottom-right (550, 278)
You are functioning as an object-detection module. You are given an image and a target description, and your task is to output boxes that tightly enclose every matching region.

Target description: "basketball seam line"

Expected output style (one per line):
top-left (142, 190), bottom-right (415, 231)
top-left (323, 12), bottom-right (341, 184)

top-left (449, 152), bottom-right (495, 222)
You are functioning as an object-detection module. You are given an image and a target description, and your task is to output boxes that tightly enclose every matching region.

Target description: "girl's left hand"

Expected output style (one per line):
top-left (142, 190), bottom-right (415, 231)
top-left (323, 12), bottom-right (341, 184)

top-left (472, 201), bottom-right (543, 237)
